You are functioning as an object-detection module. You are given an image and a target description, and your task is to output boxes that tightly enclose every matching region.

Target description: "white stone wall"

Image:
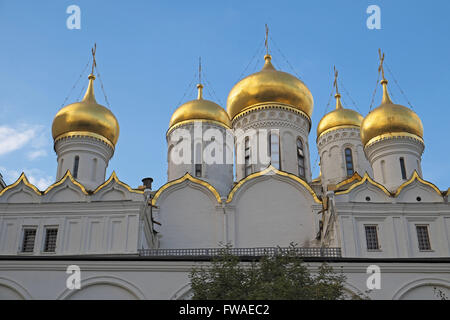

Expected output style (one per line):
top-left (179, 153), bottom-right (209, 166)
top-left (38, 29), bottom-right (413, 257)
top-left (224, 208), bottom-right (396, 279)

top-left (364, 136), bottom-right (424, 192)
top-left (0, 202), bottom-right (142, 255)
top-left (54, 136), bottom-right (114, 190)
top-left (317, 126), bottom-right (372, 188)
top-left (0, 259), bottom-right (449, 300)
top-left (232, 104), bottom-right (312, 182)
top-left (153, 182), bottom-right (224, 249)
top-left (166, 121), bottom-right (234, 196)
top-left (228, 175), bottom-right (318, 248)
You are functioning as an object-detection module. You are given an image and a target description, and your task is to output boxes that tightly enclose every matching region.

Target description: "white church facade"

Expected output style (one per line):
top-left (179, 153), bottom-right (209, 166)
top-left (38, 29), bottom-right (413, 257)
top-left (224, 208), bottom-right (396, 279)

top-left (0, 47), bottom-right (449, 300)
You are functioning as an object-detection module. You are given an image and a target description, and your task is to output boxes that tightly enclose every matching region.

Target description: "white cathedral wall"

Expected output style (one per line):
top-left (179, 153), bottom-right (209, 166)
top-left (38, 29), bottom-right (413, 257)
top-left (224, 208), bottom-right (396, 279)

top-left (154, 183), bottom-right (224, 249)
top-left (333, 202), bottom-right (450, 258)
top-left (364, 137), bottom-right (424, 192)
top-left (232, 104), bottom-right (312, 182)
top-left (0, 259), bottom-right (449, 300)
top-left (54, 136), bottom-right (114, 191)
top-left (166, 122), bottom-right (234, 196)
top-left (230, 176), bottom-right (318, 248)
top-left (317, 127), bottom-right (372, 188)
top-left (0, 202), bottom-right (142, 255)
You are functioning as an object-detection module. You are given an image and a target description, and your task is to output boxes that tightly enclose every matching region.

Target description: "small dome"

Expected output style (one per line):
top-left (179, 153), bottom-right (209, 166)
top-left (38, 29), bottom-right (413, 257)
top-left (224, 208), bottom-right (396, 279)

top-left (169, 84), bottom-right (231, 130)
top-left (317, 94), bottom-right (363, 139)
top-left (227, 55), bottom-right (313, 120)
top-left (360, 79), bottom-right (423, 147)
top-left (52, 74), bottom-right (120, 147)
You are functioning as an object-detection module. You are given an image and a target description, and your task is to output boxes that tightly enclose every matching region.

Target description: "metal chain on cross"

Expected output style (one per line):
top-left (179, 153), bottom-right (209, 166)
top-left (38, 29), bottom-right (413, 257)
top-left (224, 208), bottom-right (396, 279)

top-left (269, 34), bottom-right (303, 80)
top-left (384, 62), bottom-right (414, 109)
top-left (89, 44), bottom-right (112, 108)
top-left (61, 55), bottom-right (91, 107)
top-left (338, 78), bottom-right (362, 113)
top-left (368, 49), bottom-right (385, 112)
top-left (237, 39), bottom-right (265, 82)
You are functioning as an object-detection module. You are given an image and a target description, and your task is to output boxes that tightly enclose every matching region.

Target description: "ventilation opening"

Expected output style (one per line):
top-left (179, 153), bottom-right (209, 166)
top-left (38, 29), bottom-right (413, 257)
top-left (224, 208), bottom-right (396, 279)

top-left (365, 196), bottom-right (371, 202)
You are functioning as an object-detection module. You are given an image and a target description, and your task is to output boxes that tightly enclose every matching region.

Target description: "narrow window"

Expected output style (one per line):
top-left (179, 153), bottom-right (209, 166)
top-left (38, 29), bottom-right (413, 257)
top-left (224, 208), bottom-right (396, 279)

top-left (21, 228), bottom-right (37, 253)
top-left (365, 225), bottom-right (380, 250)
top-left (92, 158), bottom-right (97, 180)
top-left (194, 143), bottom-right (202, 177)
top-left (416, 225), bottom-right (431, 251)
top-left (400, 157), bottom-right (407, 180)
top-left (58, 158), bottom-right (64, 178)
top-left (195, 164), bottom-right (202, 177)
top-left (244, 137), bottom-right (252, 177)
top-left (73, 156), bottom-right (80, 179)
top-left (297, 138), bottom-right (305, 178)
top-left (268, 131), bottom-right (280, 170)
top-left (345, 148), bottom-right (354, 176)
top-left (43, 228), bottom-right (58, 253)
top-left (380, 160), bottom-right (386, 184)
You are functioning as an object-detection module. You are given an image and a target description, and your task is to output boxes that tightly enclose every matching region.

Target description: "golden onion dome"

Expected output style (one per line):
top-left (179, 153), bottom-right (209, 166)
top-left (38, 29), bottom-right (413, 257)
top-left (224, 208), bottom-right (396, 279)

top-left (52, 74), bottom-right (120, 148)
top-left (360, 79), bottom-right (423, 147)
top-left (226, 54), bottom-right (314, 120)
top-left (169, 84), bottom-right (231, 130)
top-left (317, 93), bottom-right (363, 139)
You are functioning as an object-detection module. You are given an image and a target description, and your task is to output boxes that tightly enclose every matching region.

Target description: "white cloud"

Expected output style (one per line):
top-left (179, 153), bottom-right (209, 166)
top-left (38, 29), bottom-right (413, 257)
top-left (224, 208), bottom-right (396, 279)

top-left (27, 149), bottom-right (48, 160)
top-left (0, 166), bottom-right (54, 191)
top-left (0, 124), bottom-right (51, 159)
top-left (0, 126), bottom-right (36, 156)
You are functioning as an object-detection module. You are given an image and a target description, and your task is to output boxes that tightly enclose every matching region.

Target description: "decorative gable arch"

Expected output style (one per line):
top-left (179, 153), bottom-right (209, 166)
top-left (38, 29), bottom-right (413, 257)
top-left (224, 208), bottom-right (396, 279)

top-left (152, 173), bottom-right (222, 206)
top-left (335, 173), bottom-right (391, 203)
top-left (42, 170), bottom-right (88, 202)
top-left (93, 172), bottom-right (144, 201)
top-left (394, 171), bottom-right (443, 203)
top-left (0, 173), bottom-right (41, 204)
top-left (226, 165), bottom-right (321, 204)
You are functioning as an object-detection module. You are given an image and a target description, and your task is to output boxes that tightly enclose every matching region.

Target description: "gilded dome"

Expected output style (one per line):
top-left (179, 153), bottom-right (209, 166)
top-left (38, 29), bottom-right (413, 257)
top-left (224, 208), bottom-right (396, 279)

top-left (226, 54), bottom-right (313, 120)
top-left (360, 79), bottom-right (423, 147)
top-left (52, 74), bottom-right (120, 147)
top-left (317, 93), bottom-right (363, 139)
top-left (169, 84), bottom-right (231, 130)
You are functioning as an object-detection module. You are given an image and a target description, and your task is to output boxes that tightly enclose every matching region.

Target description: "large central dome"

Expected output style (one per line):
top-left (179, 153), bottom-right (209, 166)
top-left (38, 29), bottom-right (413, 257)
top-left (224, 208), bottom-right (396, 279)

top-left (226, 55), bottom-right (313, 120)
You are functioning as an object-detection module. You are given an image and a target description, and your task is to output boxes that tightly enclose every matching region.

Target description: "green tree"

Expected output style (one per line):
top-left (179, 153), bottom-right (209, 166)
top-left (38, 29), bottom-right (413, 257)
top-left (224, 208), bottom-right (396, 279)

top-left (189, 244), bottom-right (364, 300)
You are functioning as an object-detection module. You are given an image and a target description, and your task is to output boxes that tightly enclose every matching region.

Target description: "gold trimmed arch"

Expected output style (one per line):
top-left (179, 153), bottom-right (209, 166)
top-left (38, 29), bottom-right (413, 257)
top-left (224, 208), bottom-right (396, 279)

top-left (334, 172), bottom-right (363, 190)
top-left (43, 170), bottom-right (88, 195)
top-left (226, 165), bottom-right (321, 204)
top-left (93, 171), bottom-right (144, 194)
top-left (0, 173), bottom-right (41, 197)
top-left (334, 172), bottom-right (391, 196)
top-left (152, 173), bottom-right (222, 206)
top-left (394, 170), bottom-right (442, 197)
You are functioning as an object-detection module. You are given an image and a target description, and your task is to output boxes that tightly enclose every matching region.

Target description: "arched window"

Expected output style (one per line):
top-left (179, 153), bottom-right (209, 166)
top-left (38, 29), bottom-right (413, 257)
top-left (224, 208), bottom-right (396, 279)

top-left (297, 138), bottom-right (305, 178)
top-left (268, 131), bottom-right (280, 170)
top-left (400, 157), bottom-right (407, 180)
top-left (244, 137), bottom-right (252, 177)
top-left (344, 148), bottom-right (354, 176)
top-left (73, 156), bottom-right (80, 179)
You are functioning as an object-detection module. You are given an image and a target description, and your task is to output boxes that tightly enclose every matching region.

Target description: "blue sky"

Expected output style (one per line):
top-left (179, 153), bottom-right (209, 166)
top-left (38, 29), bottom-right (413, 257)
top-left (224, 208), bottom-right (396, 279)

top-left (0, 0), bottom-right (449, 190)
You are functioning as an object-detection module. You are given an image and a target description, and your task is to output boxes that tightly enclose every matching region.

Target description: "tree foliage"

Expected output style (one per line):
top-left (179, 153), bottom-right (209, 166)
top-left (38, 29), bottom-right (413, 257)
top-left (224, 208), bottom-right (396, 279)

top-left (189, 244), bottom-right (359, 300)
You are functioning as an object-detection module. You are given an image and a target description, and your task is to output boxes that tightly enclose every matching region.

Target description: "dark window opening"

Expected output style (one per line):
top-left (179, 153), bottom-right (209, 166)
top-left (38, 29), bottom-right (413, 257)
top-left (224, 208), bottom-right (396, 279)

top-left (416, 225), bottom-right (431, 251)
top-left (345, 148), bottom-right (354, 176)
top-left (21, 229), bottom-right (36, 253)
top-left (43, 228), bottom-right (58, 253)
top-left (297, 138), bottom-right (305, 178)
top-left (73, 156), bottom-right (80, 179)
top-left (400, 157), bottom-right (407, 180)
top-left (365, 225), bottom-right (380, 250)
top-left (195, 164), bottom-right (202, 177)
top-left (245, 137), bottom-right (252, 177)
